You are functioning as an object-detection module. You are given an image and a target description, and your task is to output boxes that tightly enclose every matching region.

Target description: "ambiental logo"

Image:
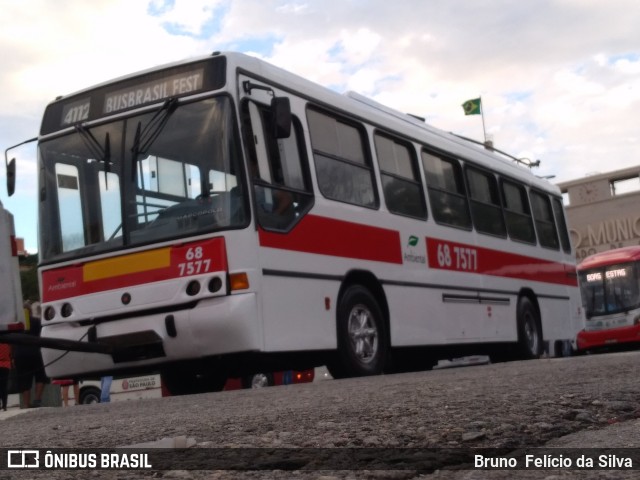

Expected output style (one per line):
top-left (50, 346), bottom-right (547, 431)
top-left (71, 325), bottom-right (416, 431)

top-left (404, 235), bottom-right (426, 264)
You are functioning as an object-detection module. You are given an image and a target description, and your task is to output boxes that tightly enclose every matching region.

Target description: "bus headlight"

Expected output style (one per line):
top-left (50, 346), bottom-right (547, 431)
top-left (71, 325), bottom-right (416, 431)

top-left (208, 277), bottom-right (223, 293)
top-left (61, 303), bottom-right (73, 318)
top-left (44, 306), bottom-right (56, 321)
top-left (186, 280), bottom-right (201, 296)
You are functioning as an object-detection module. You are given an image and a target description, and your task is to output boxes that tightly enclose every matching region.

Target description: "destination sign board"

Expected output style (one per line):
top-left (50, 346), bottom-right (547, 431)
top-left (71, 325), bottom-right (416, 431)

top-left (585, 267), bottom-right (629, 283)
top-left (103, 69), bottom-right (203, 115)
top-left (41, 56), bottom-right (226, 135)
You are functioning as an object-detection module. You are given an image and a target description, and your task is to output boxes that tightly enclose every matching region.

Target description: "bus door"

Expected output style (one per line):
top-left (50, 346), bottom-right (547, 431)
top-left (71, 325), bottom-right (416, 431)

top-left (238, 76), bottom-right (331, 352)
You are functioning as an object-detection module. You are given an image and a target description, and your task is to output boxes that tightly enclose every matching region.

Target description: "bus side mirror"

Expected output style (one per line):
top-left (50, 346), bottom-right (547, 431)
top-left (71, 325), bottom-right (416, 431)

top-left (6, 157), bottom-right (16, 197)
top-left (271, 97), bottom-right (292, 139)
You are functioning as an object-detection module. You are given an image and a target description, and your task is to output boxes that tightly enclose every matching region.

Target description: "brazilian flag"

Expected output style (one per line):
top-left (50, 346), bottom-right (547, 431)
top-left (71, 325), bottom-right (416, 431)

top-left (462, 98), bottom-right (481, 115)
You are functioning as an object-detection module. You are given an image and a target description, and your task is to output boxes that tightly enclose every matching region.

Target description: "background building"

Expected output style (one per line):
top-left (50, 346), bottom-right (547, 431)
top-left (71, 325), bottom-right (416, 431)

top-left (557, 166), bottom-right (640, 262)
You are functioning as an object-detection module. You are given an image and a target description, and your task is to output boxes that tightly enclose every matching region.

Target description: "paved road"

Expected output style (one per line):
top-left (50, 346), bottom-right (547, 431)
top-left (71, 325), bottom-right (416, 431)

top-left (1, 351), bottom-right (639, 479)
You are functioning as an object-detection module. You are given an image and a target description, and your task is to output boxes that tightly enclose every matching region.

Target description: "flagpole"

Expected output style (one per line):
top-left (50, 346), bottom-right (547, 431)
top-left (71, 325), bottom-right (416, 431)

top-left (479, 96), bottom-right (487, 144)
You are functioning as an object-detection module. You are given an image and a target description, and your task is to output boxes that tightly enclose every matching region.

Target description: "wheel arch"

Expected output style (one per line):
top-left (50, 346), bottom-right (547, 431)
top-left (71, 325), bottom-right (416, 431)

top-left (78, 385), bottom-right (101, 404)
top-left (338, 269), bottom-right (390, 342)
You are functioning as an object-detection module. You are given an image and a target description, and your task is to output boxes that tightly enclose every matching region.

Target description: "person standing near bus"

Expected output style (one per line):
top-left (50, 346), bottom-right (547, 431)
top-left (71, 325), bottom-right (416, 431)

top-left (53, 379), bottom-right (79, 407)
top-left (100, 375), bottom-right (113, 403)
top-left (12, 306), bottom-right (48, 408)
top-left (0, 341), bottom-right (11, 411)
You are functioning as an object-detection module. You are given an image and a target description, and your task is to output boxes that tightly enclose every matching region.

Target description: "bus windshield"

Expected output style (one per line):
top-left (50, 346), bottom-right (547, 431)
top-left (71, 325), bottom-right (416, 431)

top-left (38, 96), bottom-right (247, 262)
top-left (580, 263), bottom-right (640, 317)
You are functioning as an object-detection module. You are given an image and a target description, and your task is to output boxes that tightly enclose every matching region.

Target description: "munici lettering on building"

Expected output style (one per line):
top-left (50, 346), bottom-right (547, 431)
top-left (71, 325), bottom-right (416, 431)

top-left (571, 214), bottom-right (640, 259)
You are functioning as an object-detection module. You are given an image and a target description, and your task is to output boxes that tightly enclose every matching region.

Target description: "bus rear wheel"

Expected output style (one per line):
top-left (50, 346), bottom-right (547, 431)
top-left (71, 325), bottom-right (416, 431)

top-left (328, 285), bottom-right (388, 378)
top-left (242, 372), bottom-right (274, 389)
top-left (517, 297), bottom-right (542, 359)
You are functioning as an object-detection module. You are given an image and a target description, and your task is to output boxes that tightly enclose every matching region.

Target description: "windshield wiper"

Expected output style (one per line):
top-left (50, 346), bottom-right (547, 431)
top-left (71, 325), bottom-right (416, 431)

top-left (74, 125), bottom-right (112, 188)
top-left (130, 97), bottom-right (179, 179)
top-left (75, 124), bottom-right (111, 167)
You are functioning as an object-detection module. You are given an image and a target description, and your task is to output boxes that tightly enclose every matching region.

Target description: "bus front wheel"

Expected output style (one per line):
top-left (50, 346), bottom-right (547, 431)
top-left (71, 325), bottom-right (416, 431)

top-left (329, 285), bottom-right (388, 378)
top-left (517, 297), bottom-right (542, 359)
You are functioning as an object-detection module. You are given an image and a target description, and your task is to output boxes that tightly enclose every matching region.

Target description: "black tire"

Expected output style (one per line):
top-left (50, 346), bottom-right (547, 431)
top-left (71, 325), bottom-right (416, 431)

top-left (242, 372), bottom-right (274, 389)
top-left (328, 285), bottom-right (388, 378)
top-left (161, 361), bottom-right (227, 396)
top-left (517, 296), bottom-right (542, 359)
top-left (79, 386), bottom-right (101, 405)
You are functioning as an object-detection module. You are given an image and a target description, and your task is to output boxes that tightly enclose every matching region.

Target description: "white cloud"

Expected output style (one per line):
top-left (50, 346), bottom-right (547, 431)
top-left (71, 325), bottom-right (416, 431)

top-left (1, 0), bottom-right (640, 251)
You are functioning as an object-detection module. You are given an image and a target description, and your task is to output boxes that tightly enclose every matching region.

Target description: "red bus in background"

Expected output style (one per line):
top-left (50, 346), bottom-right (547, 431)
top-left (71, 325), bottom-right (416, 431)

top-left (577, 246), bottom-right (640, 350)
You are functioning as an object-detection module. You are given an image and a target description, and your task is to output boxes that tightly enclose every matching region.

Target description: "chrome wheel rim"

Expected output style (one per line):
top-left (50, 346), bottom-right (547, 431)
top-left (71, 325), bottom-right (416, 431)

top-left (523, 311), bottom-right (539, 354)
top-left (347, 303), bottom-right (378, 364)
top-left (250, 373), bottom-right (270, 388)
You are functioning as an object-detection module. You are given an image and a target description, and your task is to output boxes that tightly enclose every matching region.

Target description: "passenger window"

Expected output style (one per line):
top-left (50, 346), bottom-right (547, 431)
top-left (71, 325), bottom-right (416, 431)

top-left (55, 163), bottom-right (85, 252)
top-left (307, 108), bottom-right (377, 208)
top-left (501, 180), bottom-right (536, 244)
top-left (466, 167), bottom-right (505, 236)
top-left (421, 150), bottom-right (471, 229)
top-left (530, 191), bottom-right (559, 249)
top-left (374, 133), bottom-right (426, 219)
top-left (244, 101), bottom-right (313, 231)
top-left (552, 197), bottom-right (572, 253)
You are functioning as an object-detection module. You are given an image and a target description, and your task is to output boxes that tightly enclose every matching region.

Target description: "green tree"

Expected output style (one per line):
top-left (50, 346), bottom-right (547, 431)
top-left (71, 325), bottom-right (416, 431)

top-left (19, 254), bottom-right (39, 302)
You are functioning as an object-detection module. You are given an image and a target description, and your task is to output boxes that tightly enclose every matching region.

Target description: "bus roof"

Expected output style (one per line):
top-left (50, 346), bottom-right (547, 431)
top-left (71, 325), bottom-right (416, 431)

top-left (578, 246), bottom-right (640, 270)
top-left (43, 51), bottom-right (559, 195)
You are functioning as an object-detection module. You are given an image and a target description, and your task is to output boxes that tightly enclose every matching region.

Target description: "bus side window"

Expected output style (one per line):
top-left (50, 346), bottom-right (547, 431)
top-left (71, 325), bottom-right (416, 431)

top-left (374, 132), bottom-right (427, 219)
top-left (551, 197), bottom-right (572, 253)
top-left (465, 166), bottom-right (506, 237)
top-left (530, 191), bottom-right (559, 249)
top-left (307, 108), bottom-right (377, 209)
top-left (244, 100), bottom-right (313, 231)
top-left (421, 150), bottom-right (471, 229)
top-left (501, 180), bottom-right (536, 244)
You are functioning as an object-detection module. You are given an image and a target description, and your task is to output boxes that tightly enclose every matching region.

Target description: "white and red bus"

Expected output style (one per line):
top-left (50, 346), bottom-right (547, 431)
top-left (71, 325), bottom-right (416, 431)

top-left (11, 52), bottom-right (581, 394)
top-left (577, 246), bottom-right (640, 350)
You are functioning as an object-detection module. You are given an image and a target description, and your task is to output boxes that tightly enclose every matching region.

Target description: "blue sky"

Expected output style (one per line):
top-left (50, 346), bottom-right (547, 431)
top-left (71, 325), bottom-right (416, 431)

top-left (1, 0), bottom-right (639, 253)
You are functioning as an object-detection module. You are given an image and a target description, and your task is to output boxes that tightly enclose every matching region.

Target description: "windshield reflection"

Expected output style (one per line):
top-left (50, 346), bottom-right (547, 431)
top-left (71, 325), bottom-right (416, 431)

top-left (38, 96), bottom-right (247, 262)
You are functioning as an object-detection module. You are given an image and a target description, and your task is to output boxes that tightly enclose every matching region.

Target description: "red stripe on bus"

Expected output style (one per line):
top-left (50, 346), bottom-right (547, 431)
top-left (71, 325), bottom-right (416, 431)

top-left (258, 215), bottom-right (403, 264)
top-left (42, 238), bottom-right (227, 302)
top-left (426, 237), bottom-right (578, 287)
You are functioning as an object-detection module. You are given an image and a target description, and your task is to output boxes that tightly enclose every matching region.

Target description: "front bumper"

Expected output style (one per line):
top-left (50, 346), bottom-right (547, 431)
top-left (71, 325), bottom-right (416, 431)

top-left (576, 322), bottom-right (640, 350)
